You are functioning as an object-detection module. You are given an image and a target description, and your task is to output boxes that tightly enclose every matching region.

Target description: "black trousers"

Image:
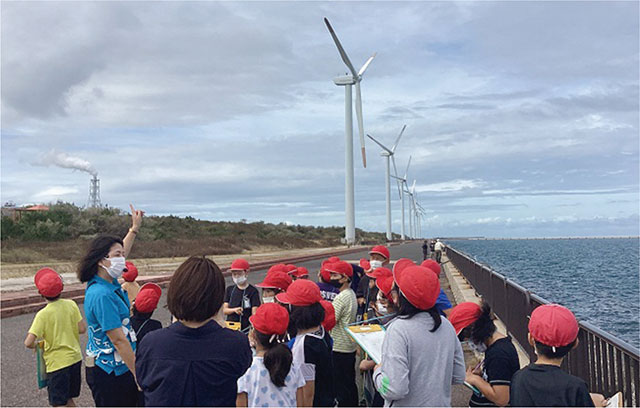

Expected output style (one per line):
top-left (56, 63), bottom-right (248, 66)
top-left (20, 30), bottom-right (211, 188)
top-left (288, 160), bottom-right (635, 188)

top-left (333, 351), bottom-right (358, 407)
top-left (86, 366), bottom-right (138, 407)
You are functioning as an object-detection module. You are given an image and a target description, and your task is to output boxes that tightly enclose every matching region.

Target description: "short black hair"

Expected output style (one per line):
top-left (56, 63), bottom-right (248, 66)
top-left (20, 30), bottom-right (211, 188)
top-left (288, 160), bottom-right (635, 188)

top-left (289, 302), bottom-right (325, 331)
top-left (44, 295), bottom-right (61, 302)
top-left (167, 256), bottom-right (225, 322)
top-left (77, 234), bottom-right (123, 282)
top-left (535, 339), bottom-right (576, 359)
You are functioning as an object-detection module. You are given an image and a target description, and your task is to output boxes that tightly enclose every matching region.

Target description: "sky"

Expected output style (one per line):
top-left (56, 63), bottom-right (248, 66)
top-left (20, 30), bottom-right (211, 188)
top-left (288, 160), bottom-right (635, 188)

top-left (1, 1), bottom-right (638, 238)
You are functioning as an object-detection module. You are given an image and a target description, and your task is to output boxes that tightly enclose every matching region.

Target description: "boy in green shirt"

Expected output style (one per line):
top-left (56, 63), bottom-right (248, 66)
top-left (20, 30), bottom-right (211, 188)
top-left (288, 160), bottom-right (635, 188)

top-left (24, 268), bottom-right (86, 407)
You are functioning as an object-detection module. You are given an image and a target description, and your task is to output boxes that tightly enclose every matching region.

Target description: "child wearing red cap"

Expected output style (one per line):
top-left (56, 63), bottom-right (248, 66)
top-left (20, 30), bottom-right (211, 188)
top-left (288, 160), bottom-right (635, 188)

top-left (24, 268), bottom-right (87, 407)
top-left (276, 280), bottom-right (336, 407)
top-left (223, 258), bottom-right (261, 331)
top-left (237, 303), bottom-right (306, 407)
top-left (357, 246), bottom-right (391, 321)
top-left (373, 262), bottom-right (465, 406)
top-left (449, 301), bottom-right (520, 407)
top-left (510, 304), bottom-right (605, 407)
top-left (316, 259), bottom-right (341, 302)
top-left (121, 261), bottom-right (140, 306)
top-left (256, 271), bottom-right (292, 304)
top-left (292, 266), bottom-right (310, 281)
top-left (131, 283), bottom-right (163, 344)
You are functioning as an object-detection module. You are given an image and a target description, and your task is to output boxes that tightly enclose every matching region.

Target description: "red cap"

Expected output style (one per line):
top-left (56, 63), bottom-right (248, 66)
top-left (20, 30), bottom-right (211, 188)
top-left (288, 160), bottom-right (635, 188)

top-left (392, 258), bottom-right (416, 281)
top-left (230, 258), bottom-right (250, 271)
top-left (359, 258), bottom-right (371, 271)
top-left (366, 267), bottom-right (392, 279)
top-left (529, 304), bottom-right (579, 347)
top-left (34, 268), bottom-right (63, 298)
top-left (249, 303), bottom-right (289, 335)
top-left (276, 279), bottom-right (323, 306)
top-left (376, 275), bottom-right (395, 299)
top-left (325, 261), bottom-right (353, 278)
top-left (293, 267), bottom-right (309, 278)
top-left (123, 261), bottom-right (139, 282)
top-left (135, 283), bottom-right (161, 313)
top-left (369, 245), bottom-right (390, 260)
top-left (449, 302), bottom-right (483, 335)
top-left (284, 264), bottom-right (298, 275)
top-left (256, 271), bottom-right (292, 291)
top-left (421, 259), bottom-right (441, 277)
top-left (327, 256), bottom-right (341, 263)
top-left (267, 263), bottom-right (287, 275)
top-left (320, 300), bottom-right (336, 331)
top-left (396, 265), bottom-right (440, 310)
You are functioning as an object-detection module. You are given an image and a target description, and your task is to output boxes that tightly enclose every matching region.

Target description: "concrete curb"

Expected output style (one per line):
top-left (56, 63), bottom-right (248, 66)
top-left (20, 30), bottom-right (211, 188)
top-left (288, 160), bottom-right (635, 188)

top-left (1, 244), bottom-right (388, 318)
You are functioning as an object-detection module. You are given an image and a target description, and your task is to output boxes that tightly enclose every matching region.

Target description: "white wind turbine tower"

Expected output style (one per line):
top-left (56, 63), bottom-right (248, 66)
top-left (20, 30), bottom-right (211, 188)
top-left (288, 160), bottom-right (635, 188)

top-left (367, 125), bottom-right (406, 241)
top-left (324, 18), bottom-right (376, 245)
top-left (391, 155), bottom-right (411, 240)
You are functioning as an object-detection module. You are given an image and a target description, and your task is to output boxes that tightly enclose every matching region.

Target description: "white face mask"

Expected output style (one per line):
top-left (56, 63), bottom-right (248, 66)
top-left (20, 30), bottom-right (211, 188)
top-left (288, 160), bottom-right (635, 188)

top-left (370, 260), bottom-right (383, 270)
top-left (262, 296), bottom-right (274, 304)
top-left (233, 276), bottom-right (248, 286)
top-left (102, 257), bottom-right (126, 279)
top-left (376, 302), bottom-right (388, 314)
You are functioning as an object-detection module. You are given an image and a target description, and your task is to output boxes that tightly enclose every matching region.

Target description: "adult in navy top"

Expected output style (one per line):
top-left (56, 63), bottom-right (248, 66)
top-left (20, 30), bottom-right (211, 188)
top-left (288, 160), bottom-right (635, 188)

top-left (77, 205), bottom-right (144, 407)
top-left (135, 256), bottom-right (252, 407)
top-left (136, 320), bottom-right (251, 406)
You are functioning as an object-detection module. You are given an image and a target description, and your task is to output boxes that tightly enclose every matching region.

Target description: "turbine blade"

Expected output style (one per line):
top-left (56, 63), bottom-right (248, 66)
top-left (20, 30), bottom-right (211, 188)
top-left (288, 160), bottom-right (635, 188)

top-left (355, 81), bottom-right (366, 168)
top-left (411, 180), bottom-right (416, 193)
top-left (391, 124), bottom-right (406, 153)
top-left (404, 155), bottom-right (412, 179)
top-left (358, 53), bottom-right (377, 76)
top-left (367, 134), bottom-right (392, 154)
top-left (323, 18), bottom-right (358, 78)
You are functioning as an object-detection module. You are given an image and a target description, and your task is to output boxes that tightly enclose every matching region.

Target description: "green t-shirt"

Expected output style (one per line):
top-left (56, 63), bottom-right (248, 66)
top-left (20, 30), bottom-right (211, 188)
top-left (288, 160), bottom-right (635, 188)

top-left (29, 299), bottom-right (83, 372)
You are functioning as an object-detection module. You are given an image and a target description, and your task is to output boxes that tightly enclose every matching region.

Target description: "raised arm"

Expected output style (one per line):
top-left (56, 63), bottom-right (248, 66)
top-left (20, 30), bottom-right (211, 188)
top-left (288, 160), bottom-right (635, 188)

top-left (123, 204), bottom-right (143, 258)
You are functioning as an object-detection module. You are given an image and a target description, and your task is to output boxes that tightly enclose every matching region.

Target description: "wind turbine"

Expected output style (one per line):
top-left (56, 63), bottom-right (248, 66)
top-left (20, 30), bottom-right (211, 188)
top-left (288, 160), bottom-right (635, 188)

top-left (367, 125), bottom-right (406, 241)
top-left (324, 18), bottom-right (376, 245)
top-left (391, 155), bottom-right (411, 240)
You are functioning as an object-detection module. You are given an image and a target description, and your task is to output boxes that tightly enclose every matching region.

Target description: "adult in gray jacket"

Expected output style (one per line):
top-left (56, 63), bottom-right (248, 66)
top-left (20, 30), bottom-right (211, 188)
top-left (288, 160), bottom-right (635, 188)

top-left (373, 261), bottom-right (465, 407)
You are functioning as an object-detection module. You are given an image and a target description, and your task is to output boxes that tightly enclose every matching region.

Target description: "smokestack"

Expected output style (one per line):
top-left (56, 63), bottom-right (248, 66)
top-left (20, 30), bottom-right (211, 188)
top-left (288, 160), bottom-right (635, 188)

top-left (87, 174), bottom-right (102, 208)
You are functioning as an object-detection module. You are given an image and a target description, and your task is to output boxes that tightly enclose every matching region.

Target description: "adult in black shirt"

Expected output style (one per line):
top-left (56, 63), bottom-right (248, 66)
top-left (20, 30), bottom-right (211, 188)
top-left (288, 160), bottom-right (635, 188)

top-left (223, 284), bottom-right (260, 330)
top-left (510, 364), bottom-right (594, 407)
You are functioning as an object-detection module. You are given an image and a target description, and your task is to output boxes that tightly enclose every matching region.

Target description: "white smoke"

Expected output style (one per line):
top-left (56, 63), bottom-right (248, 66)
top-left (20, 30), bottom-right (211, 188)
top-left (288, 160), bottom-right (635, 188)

top-left (38, 150), bottom-right (97, 176)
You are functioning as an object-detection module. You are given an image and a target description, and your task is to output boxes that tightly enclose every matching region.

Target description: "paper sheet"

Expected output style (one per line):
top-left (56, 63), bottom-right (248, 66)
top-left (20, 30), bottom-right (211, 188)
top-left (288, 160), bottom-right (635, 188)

top-left (346, 324), bottom-right (386, 364)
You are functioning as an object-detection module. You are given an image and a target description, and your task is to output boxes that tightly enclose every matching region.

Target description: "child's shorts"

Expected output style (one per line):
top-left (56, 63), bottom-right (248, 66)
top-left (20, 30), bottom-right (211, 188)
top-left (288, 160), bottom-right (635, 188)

top-left (47, 361), bottom-right (81, 406)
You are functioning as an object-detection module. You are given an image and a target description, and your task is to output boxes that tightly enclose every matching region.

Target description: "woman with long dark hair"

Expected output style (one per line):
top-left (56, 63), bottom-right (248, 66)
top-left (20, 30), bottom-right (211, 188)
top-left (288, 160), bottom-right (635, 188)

top-left (373, 261), bottom-right (465, 406)
top-left (79, 204), bottom-right (143, 407)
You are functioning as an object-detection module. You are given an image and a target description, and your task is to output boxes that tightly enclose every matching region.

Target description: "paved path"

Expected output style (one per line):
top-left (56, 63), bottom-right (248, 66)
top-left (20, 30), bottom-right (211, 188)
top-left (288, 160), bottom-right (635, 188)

top-left (1, 242), bottom-right (471, 406)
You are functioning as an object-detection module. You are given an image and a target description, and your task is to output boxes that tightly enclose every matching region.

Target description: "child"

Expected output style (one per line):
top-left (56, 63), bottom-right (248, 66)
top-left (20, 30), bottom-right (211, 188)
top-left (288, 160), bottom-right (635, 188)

top-left (24, 268), bottom-right (86, 407)
top-left (449, 301), bottom-right (520, 407)
top-left (316, 258), bottom-right (340, 302)
top-left (357, 246), bottom-right (390, 320)
top-left (292, 266), bottom-right (309, 281)
top-left (237, 303), bottom-right (306, 407)
top-left (421, 259), bottom-right (453, 316)
top-left (223, 258), bottom-right (261, 331)
top-left (131, 283), bottom-right (163, 344)
top-left (510, 304), bottom-right (605, 407)
top-left (256, 271), bottom-right (292, 304)
top-left (121, 261), bottom-right (140, 306)
top-left (276, 280), bottom-right (336, 407)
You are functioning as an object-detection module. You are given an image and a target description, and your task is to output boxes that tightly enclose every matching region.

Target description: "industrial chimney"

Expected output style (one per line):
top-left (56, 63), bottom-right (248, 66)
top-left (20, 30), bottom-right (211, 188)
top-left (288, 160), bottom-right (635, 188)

top-left (88, 175), bottom-right (102, 208)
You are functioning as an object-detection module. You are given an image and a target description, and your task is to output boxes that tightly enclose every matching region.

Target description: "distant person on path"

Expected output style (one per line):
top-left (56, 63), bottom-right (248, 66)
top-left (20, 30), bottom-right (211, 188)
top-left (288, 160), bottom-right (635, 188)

top-left (326, 261), bottom-right (359, 407)
top-left (449, 301), bottom-right (520, 407)
top-left (122, 261), bottom-right (140, 306)
top-left (422, 240), bottom-right (429, 260)
top-left (373, 261), bottom-right (465, 406)
top-left (24, 267), bottom-right (86, 407)
top-left (277, 279), bottom-right (336, 407)
top-left (434, 239), bottom-right (445, 263)
top-left (223, 258), bottom-right (261, 331)
top-left (78, 204), bottom-right (143, 407)
top-left (236, 303), bottom-right (306, 407)
top-left (510, 304), bottom-right (606, 407)
top-left (136, 256), bottom-right (252, 406)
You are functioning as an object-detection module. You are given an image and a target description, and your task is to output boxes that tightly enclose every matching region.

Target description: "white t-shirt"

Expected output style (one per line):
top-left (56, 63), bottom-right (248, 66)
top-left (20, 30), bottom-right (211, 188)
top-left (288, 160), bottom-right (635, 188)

top-left (237, 355), bottom-right (306, 407)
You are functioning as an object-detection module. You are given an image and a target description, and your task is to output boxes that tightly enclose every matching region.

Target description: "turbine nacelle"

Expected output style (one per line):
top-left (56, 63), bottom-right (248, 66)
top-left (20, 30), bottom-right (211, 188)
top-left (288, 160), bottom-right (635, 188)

top-left (333, 75), bottom-right (357, 86)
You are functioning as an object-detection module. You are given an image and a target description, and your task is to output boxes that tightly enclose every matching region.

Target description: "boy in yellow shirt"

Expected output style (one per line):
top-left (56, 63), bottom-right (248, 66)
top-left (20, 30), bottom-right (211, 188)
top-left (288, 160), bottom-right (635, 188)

top-left (24, 268), bottom-right (86, 407)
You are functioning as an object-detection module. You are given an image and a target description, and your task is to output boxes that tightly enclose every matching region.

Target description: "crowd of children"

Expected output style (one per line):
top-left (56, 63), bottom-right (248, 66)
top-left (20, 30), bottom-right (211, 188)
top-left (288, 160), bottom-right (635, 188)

top-left (24, 211), bottom-right (609, 408)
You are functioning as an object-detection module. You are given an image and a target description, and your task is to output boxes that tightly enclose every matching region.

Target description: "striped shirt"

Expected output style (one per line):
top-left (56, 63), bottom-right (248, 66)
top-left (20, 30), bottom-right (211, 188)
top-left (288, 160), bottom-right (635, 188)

top-left (330, 288), bottom-right (357, 353)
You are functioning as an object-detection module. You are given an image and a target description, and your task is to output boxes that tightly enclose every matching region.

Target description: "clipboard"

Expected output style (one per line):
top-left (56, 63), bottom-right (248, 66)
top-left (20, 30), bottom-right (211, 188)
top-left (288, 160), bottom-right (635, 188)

top-left (226, 321), bottom-right (241, 331)
top-left (606, 392), bottom-right (622, 408)
top-left (346, 324), bottom-right (386, 364)
top-left (36, 340), bottom-right (48, 389)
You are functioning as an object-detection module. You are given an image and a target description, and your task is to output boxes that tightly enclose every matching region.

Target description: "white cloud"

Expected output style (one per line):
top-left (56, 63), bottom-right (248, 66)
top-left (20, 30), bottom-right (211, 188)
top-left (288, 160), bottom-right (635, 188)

top-left (415, 179), bottom-right (485, 193)
top-left (33, 186), bottom-right (79, 199)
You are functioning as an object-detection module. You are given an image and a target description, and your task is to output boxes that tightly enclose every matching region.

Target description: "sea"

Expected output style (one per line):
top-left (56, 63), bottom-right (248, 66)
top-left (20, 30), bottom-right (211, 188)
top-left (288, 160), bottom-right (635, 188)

top-left (444, 237), bottom-right (639, 349)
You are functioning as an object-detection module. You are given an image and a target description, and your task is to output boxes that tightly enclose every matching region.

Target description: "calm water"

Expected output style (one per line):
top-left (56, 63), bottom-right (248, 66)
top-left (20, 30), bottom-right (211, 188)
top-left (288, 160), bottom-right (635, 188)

top-left (445, 238), bottom-right (640, 349)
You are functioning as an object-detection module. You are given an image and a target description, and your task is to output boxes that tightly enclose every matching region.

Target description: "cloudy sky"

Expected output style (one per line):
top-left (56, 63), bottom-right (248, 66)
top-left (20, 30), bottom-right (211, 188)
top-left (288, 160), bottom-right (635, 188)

top-left (2, 1), bottom-right (638, 238)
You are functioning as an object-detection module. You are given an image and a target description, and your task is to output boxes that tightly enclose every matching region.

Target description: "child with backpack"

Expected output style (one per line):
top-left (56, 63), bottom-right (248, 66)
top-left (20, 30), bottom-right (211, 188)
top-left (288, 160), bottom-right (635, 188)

top-left (237, 303), bottom-right (306, 407)
top-left (510, 304), bottom-right (606, 407)
top-left (24, 268), bottom-right (86, 407)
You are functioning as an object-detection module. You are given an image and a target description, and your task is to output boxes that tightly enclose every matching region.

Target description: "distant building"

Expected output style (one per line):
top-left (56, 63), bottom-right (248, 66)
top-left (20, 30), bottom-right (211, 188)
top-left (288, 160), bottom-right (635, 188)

top-left (1, 204), bottom-right (49, 221)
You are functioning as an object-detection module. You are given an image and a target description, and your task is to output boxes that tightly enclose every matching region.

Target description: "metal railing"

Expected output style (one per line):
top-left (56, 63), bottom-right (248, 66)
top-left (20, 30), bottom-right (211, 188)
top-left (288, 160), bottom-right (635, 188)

top-left (446, 246), bottom-right (639, 407)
